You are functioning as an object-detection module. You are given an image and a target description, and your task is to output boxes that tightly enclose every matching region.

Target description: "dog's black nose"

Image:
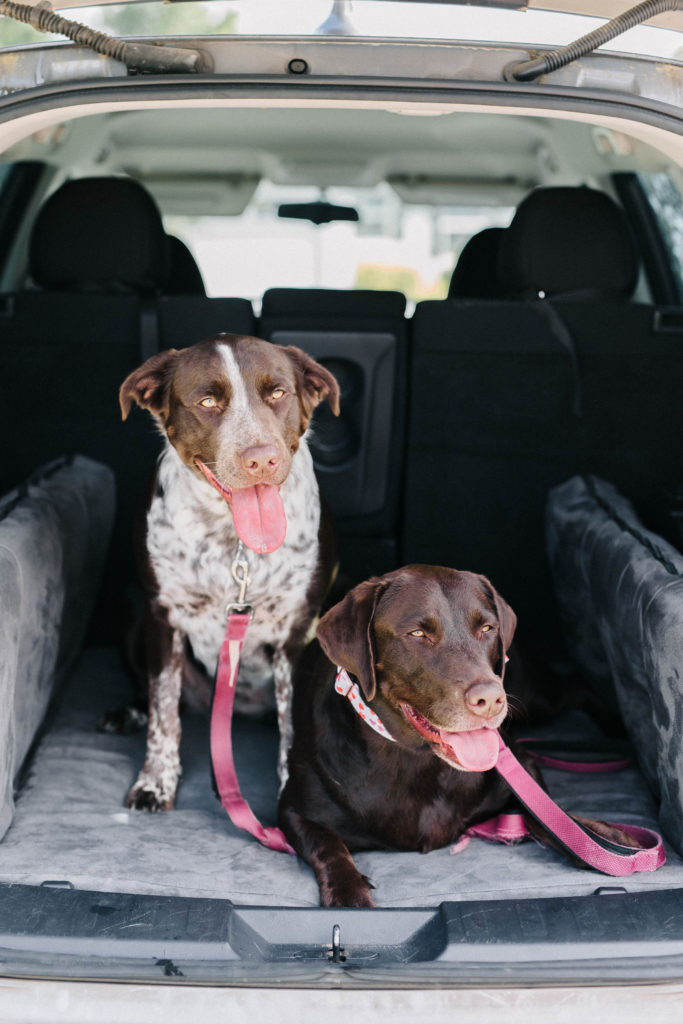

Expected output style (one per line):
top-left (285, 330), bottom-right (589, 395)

top-left (240, 444), bottom-right (281, 478)
top-left (464, 679), bottom-right (506, 719)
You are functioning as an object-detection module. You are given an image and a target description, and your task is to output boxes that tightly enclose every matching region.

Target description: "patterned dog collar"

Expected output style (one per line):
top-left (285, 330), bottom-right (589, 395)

top-left (334, 666), bottom-right (396, 742)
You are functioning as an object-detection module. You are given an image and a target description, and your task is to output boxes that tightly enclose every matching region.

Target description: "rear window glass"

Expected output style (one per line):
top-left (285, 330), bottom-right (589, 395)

top-left (163, 181), bottom-right (514, 304)
top-left (0, 163), bottom-right (14, 191)
top-left (638, 171), bottom-right (683, 295)
top-left (15, 0), bottom-right (677, 60)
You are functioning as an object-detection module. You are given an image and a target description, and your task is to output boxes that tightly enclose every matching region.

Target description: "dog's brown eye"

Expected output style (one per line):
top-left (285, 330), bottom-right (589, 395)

top-left (271, 388), bottom-right (286, 400)
top-left (481, 624), bottom-right (493, 633)
top-left (199, 396), bottom-right (218, 409)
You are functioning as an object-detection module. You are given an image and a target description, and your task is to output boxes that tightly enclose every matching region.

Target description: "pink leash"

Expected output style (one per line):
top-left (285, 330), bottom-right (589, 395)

top-left (517, 737), bottom-right (633, 774)
top-left (210, 550), bottom-right (294, 855)
top-left (464, 733), bottom-right (665, 875)
top-left (195, 461), bottom-right (294, 854)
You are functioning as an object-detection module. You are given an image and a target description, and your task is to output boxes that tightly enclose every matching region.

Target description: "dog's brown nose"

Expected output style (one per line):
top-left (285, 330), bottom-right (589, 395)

top-left (464, 680), bottom-right (506, 719)
top-left (240, 444), bottom-right (281, 478)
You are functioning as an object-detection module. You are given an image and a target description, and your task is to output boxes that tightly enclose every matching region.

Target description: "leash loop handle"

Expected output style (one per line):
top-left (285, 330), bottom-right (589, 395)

top-left (493, 735), bottom-right (665, 876)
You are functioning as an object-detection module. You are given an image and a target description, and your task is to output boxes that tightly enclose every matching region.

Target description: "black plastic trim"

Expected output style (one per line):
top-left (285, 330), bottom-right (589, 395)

top-left (0, 883), bottom-right (682, 986)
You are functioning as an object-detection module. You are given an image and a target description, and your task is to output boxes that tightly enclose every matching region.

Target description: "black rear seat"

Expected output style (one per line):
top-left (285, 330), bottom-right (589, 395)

top-left (404, 185), bottom-right (683, 651)
top-left (0, 176), bottom-right (255, 635)
top-left (448, 226), bottom-right (506, 299)
top-left (404, 294), bottom-right (580, 651)
top-left (160, 220), bottom-right (255, 347)
top-left (165, 234), bottom-right (206, 295)
top-left (499, 186), bottom-right (683, 539)
top-left (0, 177), bottom-right (172, 619)
top-left (260, 287), bottom-right (408, 580)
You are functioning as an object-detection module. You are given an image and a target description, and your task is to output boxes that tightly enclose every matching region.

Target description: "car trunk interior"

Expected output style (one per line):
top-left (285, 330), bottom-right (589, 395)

top-left (2, 96), bottom-right (683, 978)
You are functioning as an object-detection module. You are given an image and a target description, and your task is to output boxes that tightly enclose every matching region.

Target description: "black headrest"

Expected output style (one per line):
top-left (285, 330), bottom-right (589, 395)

top-left (498, 186), bottom-right (638, 300)
top-left (166, 235), bottom-right (206, 296)
top-left (30, 177), bottom-right (169, 292)
top-left (448, 227), bottom-right (505, 299)
top-left (262, 288), bottom-right (406, 319)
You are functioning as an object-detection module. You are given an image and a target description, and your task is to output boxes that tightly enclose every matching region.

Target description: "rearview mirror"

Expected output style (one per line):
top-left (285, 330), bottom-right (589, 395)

top-left (277, 201), bottom-right (359, 225)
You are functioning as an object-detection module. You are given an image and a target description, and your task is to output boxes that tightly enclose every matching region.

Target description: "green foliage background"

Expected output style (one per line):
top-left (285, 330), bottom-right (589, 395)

top-left (0, 1), bottom-right (236, 47)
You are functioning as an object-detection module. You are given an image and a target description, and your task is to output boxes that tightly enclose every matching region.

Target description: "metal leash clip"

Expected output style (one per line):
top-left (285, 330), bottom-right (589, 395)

top-left (226, 541), bottom-right (253, 618)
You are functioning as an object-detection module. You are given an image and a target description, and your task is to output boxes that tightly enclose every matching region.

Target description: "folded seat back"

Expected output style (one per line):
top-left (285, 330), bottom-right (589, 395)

top-left (0, 456), bottom-right (114, 839)
top-left (547, 473), bottom-right (683, 854)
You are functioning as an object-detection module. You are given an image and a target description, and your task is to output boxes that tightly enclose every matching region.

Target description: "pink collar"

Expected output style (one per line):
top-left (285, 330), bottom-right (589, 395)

top-left (334, 666), bottom-right (396, 742)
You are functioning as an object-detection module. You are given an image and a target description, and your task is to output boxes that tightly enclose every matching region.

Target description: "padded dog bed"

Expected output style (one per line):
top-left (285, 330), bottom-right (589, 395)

top-left (1, 459), bottom-right (680, 908)
top-left (0, 456), bottom-right (114, 841)
top-left (547, 474), bottom-right (683, 857)
top-left (0, 645), bottom-right (681, 907)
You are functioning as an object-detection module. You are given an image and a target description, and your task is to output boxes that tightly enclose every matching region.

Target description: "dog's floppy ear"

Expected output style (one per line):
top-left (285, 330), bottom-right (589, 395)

top-left (119, 349), bottom-right (180, 421)
top-left (485, 580), bottom-right (517, 679)
top-left (282, 345), bottom-right (341, 422)
top-left (316, 578), bottom-right (387, 701)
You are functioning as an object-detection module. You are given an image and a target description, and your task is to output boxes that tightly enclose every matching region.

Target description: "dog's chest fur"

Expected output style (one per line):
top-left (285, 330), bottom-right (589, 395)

top-left (147, 439), bottom-right (321, 714)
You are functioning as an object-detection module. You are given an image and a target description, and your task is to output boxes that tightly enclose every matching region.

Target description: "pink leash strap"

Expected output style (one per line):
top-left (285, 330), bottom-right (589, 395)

top-left (518, 737), bottom-right (633, 774)
top-left (492, 734), bottom-right (665, 875)
top-left (210, 610), bottom-right (294, 855)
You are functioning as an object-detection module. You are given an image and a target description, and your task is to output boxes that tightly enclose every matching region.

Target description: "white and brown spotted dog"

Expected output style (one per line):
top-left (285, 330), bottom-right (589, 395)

top-left (117, 333), bottom-right (340, 811)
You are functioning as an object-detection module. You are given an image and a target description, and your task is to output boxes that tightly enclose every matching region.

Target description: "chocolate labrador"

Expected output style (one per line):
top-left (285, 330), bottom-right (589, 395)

top-left (278, 564), bottom-right (635, 907)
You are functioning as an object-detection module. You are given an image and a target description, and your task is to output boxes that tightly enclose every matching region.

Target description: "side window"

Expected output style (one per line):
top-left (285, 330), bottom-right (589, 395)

top-left (637, 172), bottom-right (683, 300)
top-left (0, 161), bottom-right (44, 288)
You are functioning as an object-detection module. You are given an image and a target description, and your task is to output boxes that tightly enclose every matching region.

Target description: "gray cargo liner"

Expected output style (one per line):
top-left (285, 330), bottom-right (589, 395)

top-left (1, 646), bottom-right (681, 906)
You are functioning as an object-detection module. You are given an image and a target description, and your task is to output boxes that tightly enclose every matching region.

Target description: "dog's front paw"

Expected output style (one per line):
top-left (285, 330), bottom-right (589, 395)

top-left (321, 871), bottom-right (376, 908)
top-left (126, 774), bottom-right (177, 812)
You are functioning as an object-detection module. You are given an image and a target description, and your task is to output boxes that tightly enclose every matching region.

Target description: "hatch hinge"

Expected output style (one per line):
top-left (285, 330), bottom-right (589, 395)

top-left (0, 0), bottom-right (212, 74)
top-left (505, 0), bottom-right (680, 82)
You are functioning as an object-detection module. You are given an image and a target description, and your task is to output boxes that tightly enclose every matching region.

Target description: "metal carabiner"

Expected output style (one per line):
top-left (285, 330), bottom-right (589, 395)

top-left (227, 540), bottom-right (253, 617)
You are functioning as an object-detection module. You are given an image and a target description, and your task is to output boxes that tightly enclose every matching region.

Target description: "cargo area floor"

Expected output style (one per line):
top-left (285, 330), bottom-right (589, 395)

top-left (1, 648), bottom-right (681, 907)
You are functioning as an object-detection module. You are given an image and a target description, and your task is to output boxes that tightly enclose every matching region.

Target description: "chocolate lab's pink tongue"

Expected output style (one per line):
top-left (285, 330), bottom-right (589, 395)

top-left (230, 484), bottom-right (287, 554)
top-left (441, 727), bottom-right (500, 772)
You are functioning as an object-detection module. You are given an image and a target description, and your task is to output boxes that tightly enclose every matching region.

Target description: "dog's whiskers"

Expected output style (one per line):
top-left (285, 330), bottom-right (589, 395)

top-left (505, 694), bottom-right (528, 721)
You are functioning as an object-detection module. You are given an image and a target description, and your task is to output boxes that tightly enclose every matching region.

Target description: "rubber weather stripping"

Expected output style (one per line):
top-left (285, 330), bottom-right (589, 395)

top-left (0, 0), bottom-right (212, 73)
top-left (505, 0), bottom-right (680, 81)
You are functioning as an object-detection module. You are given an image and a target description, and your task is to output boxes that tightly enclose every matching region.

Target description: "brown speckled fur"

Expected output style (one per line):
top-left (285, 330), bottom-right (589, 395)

top-left (117, 334), bottom-right (339, 811)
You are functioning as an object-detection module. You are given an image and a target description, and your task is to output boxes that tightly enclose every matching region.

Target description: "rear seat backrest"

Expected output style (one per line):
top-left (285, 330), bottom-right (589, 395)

top-left (165, 235), bottom-right (206, 295)
top-left (404, 296), bottom-right (581, 651)
top-left (499, 185), bottom-right (683, 537)
top-left (260, 287), bottom-right (408, 580)
top-left (1, 176), bottom-right (257, 635)
top-left (497, 185), bottom-right (638, 301)
top-left (448, 226), bottom-right (506, 299)
top-left (404, 184), bottom-right (683, 653)
top-left (160, 231), bottom-right (256, 346)
top-left (1, 177), bottom-right (175, 629)
top-left (6, 180), bottom-right (169, 470)
top-left (159, 295), bottom-right (255, 349)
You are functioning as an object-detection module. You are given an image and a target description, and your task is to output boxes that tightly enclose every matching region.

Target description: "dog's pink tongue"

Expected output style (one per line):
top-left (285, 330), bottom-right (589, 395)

top-left (230, 484), bottom-right (287, 554)
top-left (441, 727), bottom-right (500, 772)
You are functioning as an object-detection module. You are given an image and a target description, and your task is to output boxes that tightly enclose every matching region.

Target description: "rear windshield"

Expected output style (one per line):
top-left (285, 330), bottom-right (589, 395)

top-left (3, 0), bottom-right (683, 59)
